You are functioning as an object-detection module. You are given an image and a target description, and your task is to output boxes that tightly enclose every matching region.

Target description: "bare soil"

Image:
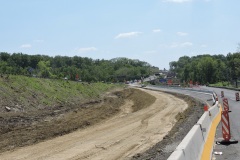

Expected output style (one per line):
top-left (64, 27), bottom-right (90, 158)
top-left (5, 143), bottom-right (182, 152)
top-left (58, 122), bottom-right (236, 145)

top-left (0, 87), bottom-right (156, 153)
top-left (0, 86), bottom-right (205, 160)
top-left (132, 90), bottom-right (204, 160)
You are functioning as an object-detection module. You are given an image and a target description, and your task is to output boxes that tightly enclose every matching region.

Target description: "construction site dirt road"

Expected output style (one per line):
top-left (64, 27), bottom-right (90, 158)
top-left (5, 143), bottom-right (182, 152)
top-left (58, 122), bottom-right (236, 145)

top-left (0, 89), bottom-right (188, 160)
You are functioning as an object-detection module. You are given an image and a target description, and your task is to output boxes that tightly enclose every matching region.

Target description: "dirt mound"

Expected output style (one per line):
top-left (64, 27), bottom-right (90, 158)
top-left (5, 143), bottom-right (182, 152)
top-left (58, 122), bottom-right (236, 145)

top-left (0, 88), bottom-right (156, 153)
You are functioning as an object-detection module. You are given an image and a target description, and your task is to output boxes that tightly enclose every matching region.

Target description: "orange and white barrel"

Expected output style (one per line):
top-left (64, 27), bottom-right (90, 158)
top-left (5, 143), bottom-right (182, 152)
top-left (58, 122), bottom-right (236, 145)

top-left (223, 98), bottom-right (229, 111)
top-left (221, 110), bottom-right (231, 141)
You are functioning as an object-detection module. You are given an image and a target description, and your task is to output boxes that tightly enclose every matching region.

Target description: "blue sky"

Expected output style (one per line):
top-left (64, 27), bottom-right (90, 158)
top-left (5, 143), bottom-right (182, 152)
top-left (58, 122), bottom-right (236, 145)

top-left (1, 0), bottom-right (240, 69)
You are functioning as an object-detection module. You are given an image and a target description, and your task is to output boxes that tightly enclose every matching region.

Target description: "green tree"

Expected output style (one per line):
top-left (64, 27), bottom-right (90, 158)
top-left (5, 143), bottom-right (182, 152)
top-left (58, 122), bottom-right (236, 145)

top-left (37, 61), bottom-right (52, 78)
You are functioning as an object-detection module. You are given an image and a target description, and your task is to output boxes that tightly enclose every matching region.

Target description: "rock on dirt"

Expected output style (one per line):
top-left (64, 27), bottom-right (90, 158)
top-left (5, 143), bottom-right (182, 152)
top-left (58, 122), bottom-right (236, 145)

top-left (5, 106), bottom-right (11, 112)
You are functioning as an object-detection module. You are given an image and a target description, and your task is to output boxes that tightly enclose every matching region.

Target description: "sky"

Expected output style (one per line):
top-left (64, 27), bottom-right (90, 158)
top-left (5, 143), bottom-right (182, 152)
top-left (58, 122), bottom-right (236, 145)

top-left (0, 0), bottom-right (240, 69)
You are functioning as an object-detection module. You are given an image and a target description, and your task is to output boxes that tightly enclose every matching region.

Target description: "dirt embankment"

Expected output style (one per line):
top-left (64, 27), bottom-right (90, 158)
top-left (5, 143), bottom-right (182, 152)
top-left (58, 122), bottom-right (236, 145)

top-left (0, 88), bottom-right (188, 160)
top-left (0, 77), bottom-right (204, 160)
top-left (0, 87), bottom-right (156, 153)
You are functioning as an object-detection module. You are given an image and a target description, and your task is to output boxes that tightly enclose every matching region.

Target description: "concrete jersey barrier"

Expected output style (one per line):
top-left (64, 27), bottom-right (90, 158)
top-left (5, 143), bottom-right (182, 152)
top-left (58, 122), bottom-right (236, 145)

top-left (132, 84), bottom-right (220, 160)
top-left (176, 125), bottom-right (204, 160)
top-left (196, 112), bottom-right (212, 141)
top-left (209, 102), bottom-right (219, 121)
top-left (167, 150), bottom-right (185, 160)
top-left (196, 102), bottom-right (219, 141)
top-left (168, 101), bottom-right (220, 160)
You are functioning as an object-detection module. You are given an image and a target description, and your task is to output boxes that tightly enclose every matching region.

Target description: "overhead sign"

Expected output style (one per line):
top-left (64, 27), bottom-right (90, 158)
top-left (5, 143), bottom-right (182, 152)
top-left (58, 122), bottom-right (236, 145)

top-left (159, 78), bottom-right (166, 83)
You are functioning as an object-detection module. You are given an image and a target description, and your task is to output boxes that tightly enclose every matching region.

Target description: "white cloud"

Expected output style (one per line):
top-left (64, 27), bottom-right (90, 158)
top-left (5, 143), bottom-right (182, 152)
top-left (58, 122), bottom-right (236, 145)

top-left (165, 0), bottom-right (192, 3)
top-left (20, 44), bottom-right (32, 48)
top-left (77, 47), bottom-right (97, 53)
top-left (170, 42), bottom-right (193, 48)
top-left (34, 40), bottom-right (44, 43)
top-left (181, 42), bottom-right (193, 47)
top-left (115, 32), bottom-right (142, 39)
top-left (152, 29), bottom-right (162, 33)
top-left (177, 32), bottom-right (188, 36)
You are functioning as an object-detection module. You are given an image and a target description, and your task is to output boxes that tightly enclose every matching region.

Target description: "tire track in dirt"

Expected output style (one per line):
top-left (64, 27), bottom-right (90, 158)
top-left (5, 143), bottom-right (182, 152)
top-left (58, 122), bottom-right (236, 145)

top-left (0, 89), bottom-right (188, 160)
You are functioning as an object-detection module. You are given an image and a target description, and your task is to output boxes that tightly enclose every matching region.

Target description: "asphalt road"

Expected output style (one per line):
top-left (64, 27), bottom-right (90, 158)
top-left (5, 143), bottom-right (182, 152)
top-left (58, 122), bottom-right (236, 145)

top-left (143, 85), bottom-right (214, 107)
top-left (205, 87), bottom-right (240, 160)
top-left (145, 85), bottom-right (240, 159)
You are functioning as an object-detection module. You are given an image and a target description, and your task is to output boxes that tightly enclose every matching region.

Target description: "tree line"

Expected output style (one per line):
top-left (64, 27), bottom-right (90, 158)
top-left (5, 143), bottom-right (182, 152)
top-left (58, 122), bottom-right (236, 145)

top-left (169, 52), bottom-right (240, 85)
top-left (0, 52), bottom-right (159, 82)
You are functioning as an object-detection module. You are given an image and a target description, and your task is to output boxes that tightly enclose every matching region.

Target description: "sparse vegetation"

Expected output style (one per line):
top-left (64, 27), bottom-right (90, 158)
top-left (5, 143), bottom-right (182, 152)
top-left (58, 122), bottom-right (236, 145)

top-left (0, 75), bottom-right (156, 153)
top-left (209, 81), bottom-right (232, 87)
top-left (0, 75), bottom-right (118, 112)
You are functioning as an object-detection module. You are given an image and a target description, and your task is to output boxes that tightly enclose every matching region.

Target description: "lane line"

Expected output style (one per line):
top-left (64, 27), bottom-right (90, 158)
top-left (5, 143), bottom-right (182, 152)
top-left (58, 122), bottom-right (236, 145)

top-left (201, 104), bottom-right (222, 160)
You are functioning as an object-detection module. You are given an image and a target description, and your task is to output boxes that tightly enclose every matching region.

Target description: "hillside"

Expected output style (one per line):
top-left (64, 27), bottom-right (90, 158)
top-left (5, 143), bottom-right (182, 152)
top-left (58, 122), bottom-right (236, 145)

top-left (0, 75), bottom-right (156, 153)
top-left (0, 75), bottom-right (116, 113)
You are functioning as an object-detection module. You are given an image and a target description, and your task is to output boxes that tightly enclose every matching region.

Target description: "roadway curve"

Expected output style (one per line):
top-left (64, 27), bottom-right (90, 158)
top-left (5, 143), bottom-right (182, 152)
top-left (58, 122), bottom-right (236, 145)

top-left (144, 85), bottom-right (214, 107)
top-left (0, 89), bottom-right (188, 160)
top-left (145, 85), bottom-right (240, 159)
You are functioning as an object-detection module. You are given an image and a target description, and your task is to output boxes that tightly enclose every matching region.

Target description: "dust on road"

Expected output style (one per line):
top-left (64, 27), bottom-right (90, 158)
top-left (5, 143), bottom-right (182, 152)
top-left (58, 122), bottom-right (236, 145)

top-left (0, 89), bottom-right (188, 160)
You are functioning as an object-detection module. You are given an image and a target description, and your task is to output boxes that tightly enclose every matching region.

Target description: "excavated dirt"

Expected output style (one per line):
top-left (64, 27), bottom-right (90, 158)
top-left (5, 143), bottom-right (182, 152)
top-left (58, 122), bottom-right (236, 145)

top-left (0, 87), bottom-right (156, 153)
top-left (0, 87), bottom-right (204, 160)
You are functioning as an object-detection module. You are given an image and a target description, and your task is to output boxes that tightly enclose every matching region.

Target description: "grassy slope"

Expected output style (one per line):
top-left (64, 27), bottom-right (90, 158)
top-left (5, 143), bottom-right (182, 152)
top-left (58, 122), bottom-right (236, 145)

top-left (0, 75), bottom-right (117, 112)
top-left (0, 75), bottom-right (157, 153)
top-left (209, 81), bottom-right (240, 91)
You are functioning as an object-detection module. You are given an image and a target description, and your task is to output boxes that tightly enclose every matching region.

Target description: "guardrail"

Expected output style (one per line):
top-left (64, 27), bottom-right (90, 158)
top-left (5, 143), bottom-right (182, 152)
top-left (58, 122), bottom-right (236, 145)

top-left (167, 95), bottom-right (220, 160)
